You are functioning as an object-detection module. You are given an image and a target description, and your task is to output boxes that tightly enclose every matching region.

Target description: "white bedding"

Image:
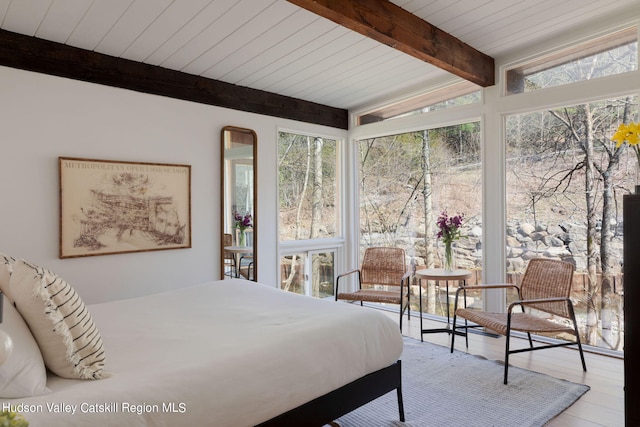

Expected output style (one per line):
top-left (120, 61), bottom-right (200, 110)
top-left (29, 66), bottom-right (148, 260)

top-left (1, 279), bottom-right (403, 426)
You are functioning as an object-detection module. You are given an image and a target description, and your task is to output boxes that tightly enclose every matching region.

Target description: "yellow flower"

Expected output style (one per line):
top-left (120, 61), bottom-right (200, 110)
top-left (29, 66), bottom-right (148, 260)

top-left (612, 122), bottom-right (640, 147)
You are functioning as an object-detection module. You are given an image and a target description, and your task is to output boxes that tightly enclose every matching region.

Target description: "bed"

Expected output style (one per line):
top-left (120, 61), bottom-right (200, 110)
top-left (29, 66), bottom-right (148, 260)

top-left (0, 267), bottom-right (404, 426)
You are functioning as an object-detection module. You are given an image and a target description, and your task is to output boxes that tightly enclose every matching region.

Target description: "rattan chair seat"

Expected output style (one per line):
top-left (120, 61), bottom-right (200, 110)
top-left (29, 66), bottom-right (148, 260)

top-left (338, 289), bottom-right (403, 305)
top-left (456, 308), bottom-right (576, 336)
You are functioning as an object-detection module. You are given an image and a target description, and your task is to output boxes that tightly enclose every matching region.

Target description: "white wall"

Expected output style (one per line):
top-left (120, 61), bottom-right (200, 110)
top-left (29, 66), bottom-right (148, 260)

top-left (0, 65), bottom-right (346, 303)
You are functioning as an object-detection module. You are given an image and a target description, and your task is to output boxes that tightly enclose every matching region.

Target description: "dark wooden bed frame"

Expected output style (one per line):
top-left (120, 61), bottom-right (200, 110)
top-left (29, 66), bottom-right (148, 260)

top-left (257, 360), bottom-right (404, 427)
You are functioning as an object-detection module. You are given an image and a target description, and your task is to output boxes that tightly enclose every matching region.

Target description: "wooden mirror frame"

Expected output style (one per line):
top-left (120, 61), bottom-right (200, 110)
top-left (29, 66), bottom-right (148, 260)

top-left (221, 126), bottom-right (257, 281)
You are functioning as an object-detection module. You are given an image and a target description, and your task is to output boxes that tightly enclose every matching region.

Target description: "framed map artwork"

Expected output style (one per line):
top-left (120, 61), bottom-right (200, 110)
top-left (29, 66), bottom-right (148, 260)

top-left (59, 157), bottom-right (191, 258)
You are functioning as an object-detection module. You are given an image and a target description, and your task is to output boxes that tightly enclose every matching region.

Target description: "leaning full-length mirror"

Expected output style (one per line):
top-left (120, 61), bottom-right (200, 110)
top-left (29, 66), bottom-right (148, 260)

top-left (221, 126), bottom-right (257, 281)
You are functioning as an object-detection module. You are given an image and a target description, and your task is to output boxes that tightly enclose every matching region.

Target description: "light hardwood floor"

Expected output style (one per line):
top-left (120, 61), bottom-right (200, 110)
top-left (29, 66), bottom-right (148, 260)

top-left (382, 311), bottom-right (624, 427)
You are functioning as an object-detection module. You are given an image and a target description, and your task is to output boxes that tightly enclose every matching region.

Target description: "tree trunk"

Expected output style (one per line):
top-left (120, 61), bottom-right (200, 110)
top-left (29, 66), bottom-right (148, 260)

top-left (282, 255), bottom-right (299, 292)
top-left (311, 137), bottom-right (323, 296)
top-left (421, 130), bottom-right (436, 313)
top-left (311, 137), bottom-right (323, 239)
top-left (598, 98), bottom-right (629, 350)
top-left (600, 169), bottom-right (615, 347)
top-left (583, 106), bottom-right (600, 346)
top-left (295, 137), bottom-right (312, 240)
top-left (283, 138), bottom-right (312, 293)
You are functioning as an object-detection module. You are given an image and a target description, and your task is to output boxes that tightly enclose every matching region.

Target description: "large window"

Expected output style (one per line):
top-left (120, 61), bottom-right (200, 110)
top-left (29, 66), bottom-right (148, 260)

top-left (348, 23), bottom-right (638, 357)
top-left (278, 131), bottom-right (338, 241)
top-left (357, 81), bottom-right (481, 125)
top-left (278, 131), bottom-right (341, 298)
top-left (506, 27), bottom-right (637, 94)
top-left (503, 26), bottom-right (638, 353)
top-left (506, 95), bottom-right (638, 352)
top-left (358, 123), bottom-right (483, 317)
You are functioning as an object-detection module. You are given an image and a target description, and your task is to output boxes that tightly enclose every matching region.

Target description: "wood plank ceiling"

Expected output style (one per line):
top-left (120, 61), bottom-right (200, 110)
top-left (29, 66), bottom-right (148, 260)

top-left (0, 0), bottom-right (638, 129)
top-left (287, 0), bottom-right (494, 87)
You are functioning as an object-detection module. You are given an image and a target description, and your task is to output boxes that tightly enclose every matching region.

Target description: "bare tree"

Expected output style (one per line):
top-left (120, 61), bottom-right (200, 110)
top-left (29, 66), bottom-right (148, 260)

top-left (549, 100), bottom-right (629, 346)
top-left (280, 136), bottom-right (311, 292)
top-left (311, 137), bottom-right (323, 295)
top-left (420, 130), bottom-right (437, 312)
top-left (505, 38), bottom-right (637, 349)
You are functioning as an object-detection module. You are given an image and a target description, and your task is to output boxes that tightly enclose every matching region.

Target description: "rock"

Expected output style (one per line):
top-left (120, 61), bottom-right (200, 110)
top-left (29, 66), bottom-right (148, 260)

top-left (544, 235), bottom-right (565, 247)
top-left (506, 236), bottom-right (520, 248)
top-left (510, 247), bottom-right (524, 257)
top-left (531, 231), bottom-right (547, 241)
top-left (547, 224), bottom-right (565, 235)
top-left (518, 223), bottom-right (536, 236)
top-left (569, 241), bottom-right (586, 256)
top-left (544, 247), bottom-right (571, 257)
top-left (469, 225), bottom-right (483, 237)
top-left (507, 257), bottom-right (526, 272)
top-left (506, 225), bottom-right (519, 237)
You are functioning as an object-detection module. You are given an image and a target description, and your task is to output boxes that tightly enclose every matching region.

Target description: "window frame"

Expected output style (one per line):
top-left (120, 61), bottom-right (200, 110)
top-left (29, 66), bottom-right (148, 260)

top-left (504, 26), bottom-right (638, 96)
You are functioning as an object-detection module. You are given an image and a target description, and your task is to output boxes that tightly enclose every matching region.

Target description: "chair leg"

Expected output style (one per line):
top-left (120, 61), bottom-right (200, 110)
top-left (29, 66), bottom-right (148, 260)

top-left (407, 284), bottom-right (411, 320)
top-left (399, 276), bottom-right (408, 332)
top-left (576, 335), bottom-right (587, 372)
top-left (419, 279), bottom-right (424, 342)
top-left (504, 335), bottom-right (511, 384)
top-left (450, 288), bottom-right (468, 352)
top-left (570, 310), bottom-right (588, 372)
top-left (464, 318), bottom-right (469, 348)
top-left (462, 287), bottom-right (469, 348)
top-left (504, 313), bottom-right (513, 385)
top-left (450, 313), bottom-right (457, 353)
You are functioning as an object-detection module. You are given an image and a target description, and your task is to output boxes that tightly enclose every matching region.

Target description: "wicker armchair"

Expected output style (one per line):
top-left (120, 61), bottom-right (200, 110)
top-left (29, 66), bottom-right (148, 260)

top-left (335, 247), bottom-right (411, 331)
top-left (450, 258), bottom-right (587, 384)
top-left (238, 259), bottom-right (254, 280)
top-left (223, 233), bottom-right (236, 277)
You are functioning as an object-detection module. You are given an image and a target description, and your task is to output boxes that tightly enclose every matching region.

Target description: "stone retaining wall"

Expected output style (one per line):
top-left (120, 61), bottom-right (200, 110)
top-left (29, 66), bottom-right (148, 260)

top-left (380, 218), bottom-right (624, 274)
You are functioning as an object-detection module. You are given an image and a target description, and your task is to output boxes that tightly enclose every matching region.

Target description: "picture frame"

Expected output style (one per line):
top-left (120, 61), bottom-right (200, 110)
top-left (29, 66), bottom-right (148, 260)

top-left (59, 157), bottom-right (191, 258)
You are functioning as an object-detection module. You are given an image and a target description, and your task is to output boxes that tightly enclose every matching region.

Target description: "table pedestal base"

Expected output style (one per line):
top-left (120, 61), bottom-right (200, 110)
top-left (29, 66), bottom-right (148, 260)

top-left (416, 268), bottom-right (472, 345)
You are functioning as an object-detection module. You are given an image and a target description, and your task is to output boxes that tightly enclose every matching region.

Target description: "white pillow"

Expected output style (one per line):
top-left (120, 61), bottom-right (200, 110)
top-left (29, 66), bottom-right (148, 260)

top-left (7, 260), bottom-right (107, 380)
top-left (0, 296), bottom-right (50, 398)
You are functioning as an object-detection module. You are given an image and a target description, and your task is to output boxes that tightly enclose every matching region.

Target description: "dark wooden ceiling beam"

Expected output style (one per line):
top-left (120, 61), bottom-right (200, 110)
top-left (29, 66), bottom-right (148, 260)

top-left (0, 29), bottom-right (348, 130)
top-left (287, 0), bottom-right (495, 87)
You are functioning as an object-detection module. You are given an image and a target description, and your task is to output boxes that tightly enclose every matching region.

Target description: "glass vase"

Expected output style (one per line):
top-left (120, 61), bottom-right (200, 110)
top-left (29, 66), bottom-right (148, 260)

top-left (443, 241), bottom-right (454, 272)
top-left (238, 229), bottom-right (246, 247)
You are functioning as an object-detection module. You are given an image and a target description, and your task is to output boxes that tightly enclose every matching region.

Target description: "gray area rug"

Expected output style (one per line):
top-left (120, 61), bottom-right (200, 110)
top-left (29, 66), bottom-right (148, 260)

top-left (335, 337), bottom-right (589, 427)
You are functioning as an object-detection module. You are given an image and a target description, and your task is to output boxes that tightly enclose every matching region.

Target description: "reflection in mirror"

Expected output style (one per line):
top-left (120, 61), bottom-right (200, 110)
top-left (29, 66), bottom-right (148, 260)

top-left (221, 126), bottom-right (257, 281)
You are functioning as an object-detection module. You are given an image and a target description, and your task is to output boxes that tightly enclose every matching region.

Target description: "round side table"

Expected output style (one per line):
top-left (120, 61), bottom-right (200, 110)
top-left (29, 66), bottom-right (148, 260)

top-left (415, 268), bottom-right (472, 342)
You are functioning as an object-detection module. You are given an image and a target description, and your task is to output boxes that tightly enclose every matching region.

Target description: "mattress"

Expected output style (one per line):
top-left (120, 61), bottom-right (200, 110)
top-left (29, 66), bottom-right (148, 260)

top-left (2, 279), bottom-right (403, 426)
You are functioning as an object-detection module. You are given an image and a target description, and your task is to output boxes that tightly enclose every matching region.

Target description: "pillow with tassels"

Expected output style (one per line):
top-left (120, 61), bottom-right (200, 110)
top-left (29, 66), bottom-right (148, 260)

top-left (6, 259), bottom-right (107, 380)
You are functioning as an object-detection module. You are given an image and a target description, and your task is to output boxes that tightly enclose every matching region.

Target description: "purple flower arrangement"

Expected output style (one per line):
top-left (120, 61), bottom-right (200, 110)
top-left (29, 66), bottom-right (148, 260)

top-left (233, 212), bottom-right (253, 231)
top-left (436, 211), bottom-right (464, 244)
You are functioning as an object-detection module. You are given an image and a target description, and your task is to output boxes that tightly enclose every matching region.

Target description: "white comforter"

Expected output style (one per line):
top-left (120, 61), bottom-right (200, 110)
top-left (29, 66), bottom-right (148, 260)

top-left (3, 279), bottom-right (403, 426)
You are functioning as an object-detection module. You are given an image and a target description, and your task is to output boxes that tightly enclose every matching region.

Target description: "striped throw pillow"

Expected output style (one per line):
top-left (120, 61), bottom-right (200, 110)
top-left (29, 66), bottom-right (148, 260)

top-left (7, 260), bottom-right (106, 379)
